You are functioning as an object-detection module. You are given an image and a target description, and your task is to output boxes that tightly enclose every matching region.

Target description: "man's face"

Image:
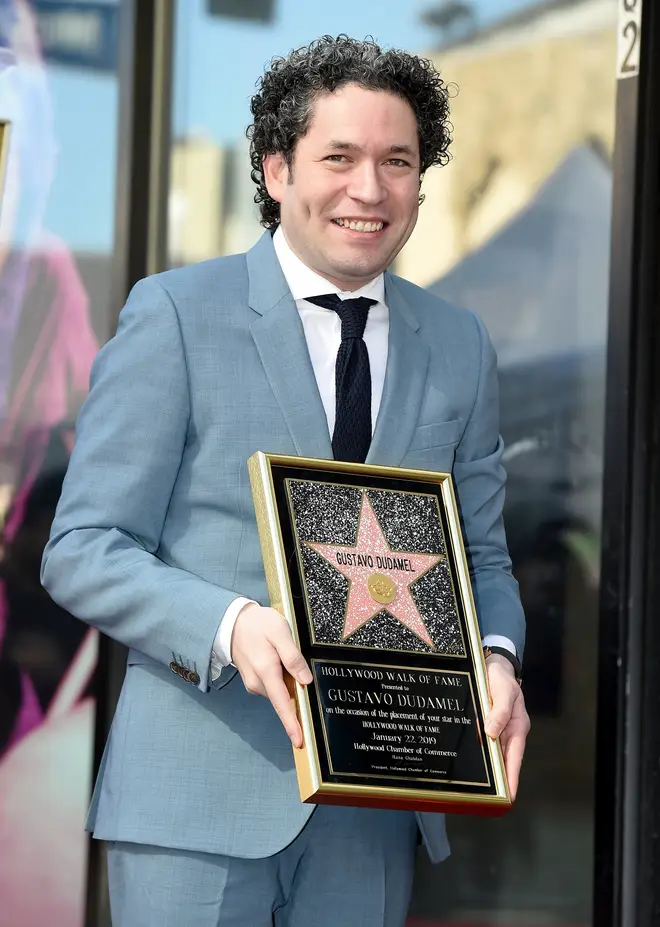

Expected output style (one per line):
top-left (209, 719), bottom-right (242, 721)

top-left (263, 84), bottom-right (421, 290)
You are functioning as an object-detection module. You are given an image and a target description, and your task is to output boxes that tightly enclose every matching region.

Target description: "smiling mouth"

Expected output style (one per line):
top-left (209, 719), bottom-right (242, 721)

top-left (332, 218), bottom-right (386, 233)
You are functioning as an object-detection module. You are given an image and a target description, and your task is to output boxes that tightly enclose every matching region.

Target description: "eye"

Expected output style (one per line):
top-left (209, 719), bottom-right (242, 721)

top-left (386, 158), bottom-right (410, 168)
top-left (325, 155), bottom-right (349, 163)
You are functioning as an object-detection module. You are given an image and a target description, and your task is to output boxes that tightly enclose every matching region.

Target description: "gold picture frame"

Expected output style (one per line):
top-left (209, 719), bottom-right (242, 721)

top-left (248, 451), bottom-right (511, 816)
top-left (0, 120), bottom-right (11, 208)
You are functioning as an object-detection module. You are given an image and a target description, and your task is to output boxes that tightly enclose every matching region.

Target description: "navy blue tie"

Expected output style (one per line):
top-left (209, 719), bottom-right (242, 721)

top-left (305, 293), bottom-right (377, 463)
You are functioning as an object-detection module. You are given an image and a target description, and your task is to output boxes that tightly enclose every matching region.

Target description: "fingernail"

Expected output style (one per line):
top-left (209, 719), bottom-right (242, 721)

top-left (300, 671), bottom-right (313, 686)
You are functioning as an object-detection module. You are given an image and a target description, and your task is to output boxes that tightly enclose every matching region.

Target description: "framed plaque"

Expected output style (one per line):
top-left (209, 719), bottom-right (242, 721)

top-left (248, 452), bottom-right (511, 816)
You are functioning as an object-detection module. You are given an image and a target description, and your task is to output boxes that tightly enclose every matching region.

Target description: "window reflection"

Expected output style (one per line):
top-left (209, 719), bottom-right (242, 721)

top-left (0, 1), bottom-right (119, 923)
top-left (168, 0), bottom-right (617, 923)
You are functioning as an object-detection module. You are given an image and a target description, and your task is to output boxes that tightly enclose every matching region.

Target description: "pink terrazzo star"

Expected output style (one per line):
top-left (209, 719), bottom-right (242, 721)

top-left (307, 491), bottom-right (444, 648)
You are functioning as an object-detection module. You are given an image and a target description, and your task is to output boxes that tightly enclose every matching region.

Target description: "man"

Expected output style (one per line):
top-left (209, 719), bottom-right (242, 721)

top-left (42, 35), bottom-right (529, 927)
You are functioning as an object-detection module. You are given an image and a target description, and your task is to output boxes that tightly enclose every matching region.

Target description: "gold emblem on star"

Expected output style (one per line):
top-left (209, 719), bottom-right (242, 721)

top-left (367, 573), bottom-right (397, 606)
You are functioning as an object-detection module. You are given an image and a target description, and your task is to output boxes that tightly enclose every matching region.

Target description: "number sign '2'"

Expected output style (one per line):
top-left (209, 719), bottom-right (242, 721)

top-left (618, 0), bottom-right (642, 79)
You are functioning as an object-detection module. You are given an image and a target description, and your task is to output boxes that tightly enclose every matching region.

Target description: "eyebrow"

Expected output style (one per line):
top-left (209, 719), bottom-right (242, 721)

top-left (324, 141), bottom-right (417, 158)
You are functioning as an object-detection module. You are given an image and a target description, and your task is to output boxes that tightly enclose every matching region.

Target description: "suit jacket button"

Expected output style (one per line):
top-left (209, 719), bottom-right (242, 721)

top-left (177, 666), bottom-right (187, 680)
top-left (189, 671), bottom-right (200, 686)
top-left (169, 661), bottom-right (179, 674)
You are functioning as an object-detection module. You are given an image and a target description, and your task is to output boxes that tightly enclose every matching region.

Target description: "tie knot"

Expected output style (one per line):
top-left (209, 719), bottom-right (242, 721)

top-left (305, 293), bottom-right (376, 341)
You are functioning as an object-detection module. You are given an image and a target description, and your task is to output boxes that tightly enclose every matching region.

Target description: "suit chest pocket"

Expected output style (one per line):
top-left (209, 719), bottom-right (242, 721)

top-left (403, 419), bottom-right (462, 470)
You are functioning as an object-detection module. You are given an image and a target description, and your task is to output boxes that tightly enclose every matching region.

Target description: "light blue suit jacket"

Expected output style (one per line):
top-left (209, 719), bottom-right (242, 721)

top-left (41, 231), bottom-right (525, 863)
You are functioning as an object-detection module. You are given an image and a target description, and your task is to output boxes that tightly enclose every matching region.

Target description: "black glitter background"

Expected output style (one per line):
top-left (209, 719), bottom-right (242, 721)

top-left (287, 479), bottom-right (465, 656)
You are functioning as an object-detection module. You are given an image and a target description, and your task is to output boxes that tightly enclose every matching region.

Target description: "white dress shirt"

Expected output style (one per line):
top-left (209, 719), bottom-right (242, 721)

top-left (211, 227), bottom-right (515, 674)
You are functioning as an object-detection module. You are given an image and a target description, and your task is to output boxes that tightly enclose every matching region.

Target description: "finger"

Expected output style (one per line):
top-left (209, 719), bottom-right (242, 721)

top-left (484, 688), bottom-right (515, 738)
top-left (263, 669), bottom-right (304, 748)
top-left (502, 727), bottom-right (527, 801)
top-left (277, 642), bottom-right (313, 686)
top-left (239, 671), bottom-right (268, 698)
top-left (268, 622), bottom-right (313, 685)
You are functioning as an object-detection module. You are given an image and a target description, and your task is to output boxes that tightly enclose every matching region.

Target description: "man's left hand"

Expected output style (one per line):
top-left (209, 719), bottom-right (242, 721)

top-left (484, 654), bottom-right (530, 801)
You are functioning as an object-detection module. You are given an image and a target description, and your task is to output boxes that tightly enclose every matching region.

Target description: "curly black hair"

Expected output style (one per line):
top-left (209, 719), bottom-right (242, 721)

top-left (247, 35), bottom-right (453, 229)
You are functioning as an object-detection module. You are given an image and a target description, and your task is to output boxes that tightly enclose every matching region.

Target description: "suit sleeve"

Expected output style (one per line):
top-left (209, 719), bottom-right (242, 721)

top-left (452, 312), bottom-right (526, 659)
top-left (41, 277), bottom-right (240, 692)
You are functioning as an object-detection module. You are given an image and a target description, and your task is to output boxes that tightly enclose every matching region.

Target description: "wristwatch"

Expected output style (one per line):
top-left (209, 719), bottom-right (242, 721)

top-left (483, 645), bottom-right (522, 684)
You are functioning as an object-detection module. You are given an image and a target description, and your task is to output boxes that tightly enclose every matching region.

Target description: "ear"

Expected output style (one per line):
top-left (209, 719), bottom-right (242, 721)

top-left (263, 153), bottom-right (289, 204)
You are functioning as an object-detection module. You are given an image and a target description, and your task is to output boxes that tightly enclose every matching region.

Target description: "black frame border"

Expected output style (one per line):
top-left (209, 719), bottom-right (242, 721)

top-left (594, 4), bottom-right (660, 926)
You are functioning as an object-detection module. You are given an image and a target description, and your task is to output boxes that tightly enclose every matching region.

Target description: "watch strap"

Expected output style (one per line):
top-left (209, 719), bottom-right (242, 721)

top-left (483, 645), bottom-right (522, 682)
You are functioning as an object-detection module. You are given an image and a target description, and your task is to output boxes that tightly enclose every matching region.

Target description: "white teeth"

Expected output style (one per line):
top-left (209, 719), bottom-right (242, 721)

top-left (334, 219), bottom-right (384, 232)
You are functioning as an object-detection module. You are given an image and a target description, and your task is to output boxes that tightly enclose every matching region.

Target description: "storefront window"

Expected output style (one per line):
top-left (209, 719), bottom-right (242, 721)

top-left (0, 1), bottom-right (119, 923)
top-left (168, 0), bottom-right (617, 922)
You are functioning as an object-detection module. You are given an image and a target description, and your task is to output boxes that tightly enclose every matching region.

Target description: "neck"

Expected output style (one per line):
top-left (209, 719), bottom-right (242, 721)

top-left (279, 226), bottom-right (379, 292)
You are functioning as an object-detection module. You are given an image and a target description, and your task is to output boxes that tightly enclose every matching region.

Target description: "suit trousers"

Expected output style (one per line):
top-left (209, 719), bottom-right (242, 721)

top-left (106, 804), bottom-right (419, 927)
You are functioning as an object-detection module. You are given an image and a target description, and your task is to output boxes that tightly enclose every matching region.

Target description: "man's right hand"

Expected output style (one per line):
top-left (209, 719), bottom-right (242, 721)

top-left (231, 603), bottom-right (312, 748)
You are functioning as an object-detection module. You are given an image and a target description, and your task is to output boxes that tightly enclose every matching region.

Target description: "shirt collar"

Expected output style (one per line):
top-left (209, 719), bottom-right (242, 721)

top-left (272, 225), bottom-right (385, 305)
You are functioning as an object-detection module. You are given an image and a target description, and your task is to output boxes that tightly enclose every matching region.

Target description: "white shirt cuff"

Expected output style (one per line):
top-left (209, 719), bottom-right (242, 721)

top-left (482, 634), bottom-right (517, 657)
top-left (210, 597), bottom-right (256, 680)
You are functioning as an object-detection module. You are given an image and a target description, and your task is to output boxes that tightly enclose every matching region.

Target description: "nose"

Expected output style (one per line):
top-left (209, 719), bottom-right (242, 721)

top-left (346, 161), bottom-right (386, 206)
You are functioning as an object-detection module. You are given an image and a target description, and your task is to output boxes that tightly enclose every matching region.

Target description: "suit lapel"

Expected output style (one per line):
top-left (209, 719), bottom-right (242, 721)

top-left (247, 233), bottom-right (333, 460)
top-left (366, 275), bottom-right (429, 467)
